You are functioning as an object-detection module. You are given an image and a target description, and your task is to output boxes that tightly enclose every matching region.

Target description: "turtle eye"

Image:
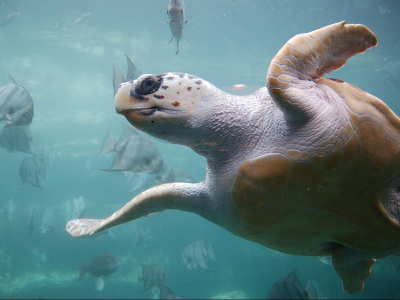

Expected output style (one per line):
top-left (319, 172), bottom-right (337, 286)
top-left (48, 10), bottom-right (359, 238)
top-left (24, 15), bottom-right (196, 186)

top-left (135, 75), bottom-right (163, 95)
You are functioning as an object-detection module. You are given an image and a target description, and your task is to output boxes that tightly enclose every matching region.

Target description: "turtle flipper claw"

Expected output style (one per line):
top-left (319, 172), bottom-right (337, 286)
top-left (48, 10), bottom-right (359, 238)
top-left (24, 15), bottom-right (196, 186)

top-left (66, 218), bottom-right (104, 237)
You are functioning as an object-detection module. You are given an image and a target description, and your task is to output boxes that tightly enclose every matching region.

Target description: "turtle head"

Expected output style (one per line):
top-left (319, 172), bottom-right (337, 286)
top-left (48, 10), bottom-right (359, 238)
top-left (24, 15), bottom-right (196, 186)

top-left (115, 72), bottom-right (208, 142)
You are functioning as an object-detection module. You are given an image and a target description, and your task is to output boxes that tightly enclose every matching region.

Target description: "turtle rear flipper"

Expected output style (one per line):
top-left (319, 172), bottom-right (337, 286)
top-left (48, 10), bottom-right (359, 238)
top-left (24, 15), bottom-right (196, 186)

top-left (332, 245), bottom-right (376, 294)
top-left (267, 21), bottom-right (377, 121)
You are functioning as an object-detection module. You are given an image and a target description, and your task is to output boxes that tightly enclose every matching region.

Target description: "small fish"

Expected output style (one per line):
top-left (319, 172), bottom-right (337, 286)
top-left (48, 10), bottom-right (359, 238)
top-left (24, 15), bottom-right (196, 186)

top-left (166, 0), bottom-right (191, 55)
top-left (27, 207), bottom-right (36, 235)
top-left (69, 12), bottom-right (91, 27)
top-left (159, 284), bottom-right (183, 299)
top-left (134, 227), bottom-right (152, 246)
top-left (99, 124), bottom-right (164, 173)
top-left (0, 126), bottom-right (33, 153)
top-left (182, 238), bottom-right (216, 271)
top-left (266, 269), bottom-right (319, 299)
top-left (113, 54), bottom-right (141, 95)
top-left (140, 264), bottom-right (167, 292)
top-left (19, 155), bottom-right (43, 188)
top-left (39, 208), bottom-right (55, 234)
top-left (0, 12), bottom-right (19, 27)
top-left (30, 247), bottom-right (47, 266)
top-left (0, 76), bottom-right (34, 126)
top-left (53, 20), bottom-right (64, 30)
top-left (79, 253), bottom-right (119, 291)
top-left (6, 198), bottom-right (16, 222)
top-left (72, 196), bottom-right (86, 219)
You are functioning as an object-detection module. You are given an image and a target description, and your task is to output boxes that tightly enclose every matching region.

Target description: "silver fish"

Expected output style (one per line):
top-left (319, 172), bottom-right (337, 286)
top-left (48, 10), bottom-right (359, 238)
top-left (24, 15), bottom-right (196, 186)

top-left (182, 238), bottom-right (216, 271)
top-left (39, 208), bottom-right (55, 234)
top-left (72, 196), bottom-right (86, 219)
top-left (79, 253), bottom-right (119, 291)
top-left (140, 264), bottom-right (167, 292)
top-left (0, 76), bottom-right (34, 126)
top-left (0, 12), bottom-right (19, 27)
top-left (166, 0), bottom-right (190, 55)
top-left (113, 54), bottom-right (141, 95)
top-left (159, 284), bottom-right (183, 299)
top-left (129, 164), bottom-right (196, 192)
top-left (0, 125), bottom-right (33, 153)
top-left (266, 269), bottom-right (319, 300)
top-left (19, 155), bottom-right (42, 188)
top-left (69, 12), bottom-right (91, 27)
top-left (6, 198), bottom-right (16, 222)
top-left (99, 124), bottom-right (164, 173)
top-left (134, 227), bottom-right (152, 246)
top-left (27, 206), bottom-right (36, 235)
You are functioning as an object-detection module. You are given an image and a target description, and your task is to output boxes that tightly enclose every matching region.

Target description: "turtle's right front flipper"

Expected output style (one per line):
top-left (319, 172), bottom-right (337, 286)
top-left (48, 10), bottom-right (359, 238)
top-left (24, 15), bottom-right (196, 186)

top-left (267, 21), bottom-right (377, 121)
top-left (66, 182), bottom-right (207, 237)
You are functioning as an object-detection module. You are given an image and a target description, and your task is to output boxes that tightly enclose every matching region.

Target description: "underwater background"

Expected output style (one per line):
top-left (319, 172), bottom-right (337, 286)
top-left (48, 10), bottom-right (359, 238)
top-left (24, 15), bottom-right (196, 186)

top-left (1, 0), bottom-right (400, 299)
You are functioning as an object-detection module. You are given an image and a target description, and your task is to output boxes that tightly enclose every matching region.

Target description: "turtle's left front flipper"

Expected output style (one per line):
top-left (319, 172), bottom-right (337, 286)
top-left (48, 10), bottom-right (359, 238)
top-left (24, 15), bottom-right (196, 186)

top-left (66, 182), bottom-right (207, 237)
top-left (331, 245), bottom-right (376, 294)
top-left (267, 21), bottom-right (377, 121)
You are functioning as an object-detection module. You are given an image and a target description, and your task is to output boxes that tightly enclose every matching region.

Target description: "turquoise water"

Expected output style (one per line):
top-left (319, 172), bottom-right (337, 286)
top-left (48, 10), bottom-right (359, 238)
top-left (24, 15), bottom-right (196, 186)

top-left (1, 0), bottom-right (400, 298)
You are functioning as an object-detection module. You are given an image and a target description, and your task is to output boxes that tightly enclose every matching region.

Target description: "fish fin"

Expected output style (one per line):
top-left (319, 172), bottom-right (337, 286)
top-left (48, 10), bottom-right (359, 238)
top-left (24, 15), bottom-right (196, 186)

top-left (7, 75), bottom-right (17, 85)
top-left (304, 280), bottom-right (319, 299)
top-left (332, 246), bottom-right (376, 294)
top-left (168, 36), bottom-right (174, 44)
top-left (98, 130), bottom-right (116, 155)
top-left (113, 66), bottom-right (126, 96)
top-left (175, 42), bottom-right (179, 55)
top-left (95, 277), bottom-right (105, 291)
top-left (3, 114), bottom-right (12, 121)
top-left (125, 54), bottom-right (141, 81)
top-left (182, 35), bottom-right (190, 43)
top-left (78, 264), bottom-right (88, 280)
top-left (185, 20), bottom-right (195, 24)
top-left (207, 244), bottom-right (217, 262)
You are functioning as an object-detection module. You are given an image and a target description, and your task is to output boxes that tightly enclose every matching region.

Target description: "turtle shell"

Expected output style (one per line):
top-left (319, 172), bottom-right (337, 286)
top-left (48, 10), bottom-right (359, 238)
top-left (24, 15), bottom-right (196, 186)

top-left (232, 62), bottom-right (400, 257)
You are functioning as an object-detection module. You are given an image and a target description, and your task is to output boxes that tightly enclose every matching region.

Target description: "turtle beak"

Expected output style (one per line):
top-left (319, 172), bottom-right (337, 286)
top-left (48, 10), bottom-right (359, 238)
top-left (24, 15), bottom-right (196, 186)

top-left (115, 82), bottom-right (159, 127)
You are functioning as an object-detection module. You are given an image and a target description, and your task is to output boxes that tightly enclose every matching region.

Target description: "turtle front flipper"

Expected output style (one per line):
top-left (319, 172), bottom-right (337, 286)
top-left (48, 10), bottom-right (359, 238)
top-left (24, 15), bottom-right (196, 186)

top-left (331, 245), bottom-right (376, 294)
top-left (66, 182), bottom-right (207, 237)
top-left (267, 21), bottom-right (377, 120)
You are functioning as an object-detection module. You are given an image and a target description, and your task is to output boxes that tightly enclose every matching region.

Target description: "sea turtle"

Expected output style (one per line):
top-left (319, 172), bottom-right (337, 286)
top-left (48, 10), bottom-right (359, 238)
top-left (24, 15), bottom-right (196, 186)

top-left (66, 21), bottom-right (400, 294)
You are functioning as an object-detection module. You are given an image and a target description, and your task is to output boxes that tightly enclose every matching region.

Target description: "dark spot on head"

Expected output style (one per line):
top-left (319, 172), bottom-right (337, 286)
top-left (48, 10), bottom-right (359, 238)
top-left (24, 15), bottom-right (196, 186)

top-left (179, 82), bottom-right (181, 85)
top-left (172, 72), bottom-right (185, 78)
top-left (161, 85), bottom-right (169, 90)
top-left (153, 95), bottom-right (165, 99)
top-left (151, 120), bottom-right (154, 123)
top-left (195, 80), bottom-right (202, 85)
top-left (188, 75), bottom-right (195, 80)
top-left (177, 92), bottom-right (180, 95)
top-left (197, 87), bottom-right (200, 90)
top-left (172, 101), bottom-right (180, 107)
top-left (166, 76), bottom-right (174, 80)
top-left (187, 87), bottom-right (192, 91)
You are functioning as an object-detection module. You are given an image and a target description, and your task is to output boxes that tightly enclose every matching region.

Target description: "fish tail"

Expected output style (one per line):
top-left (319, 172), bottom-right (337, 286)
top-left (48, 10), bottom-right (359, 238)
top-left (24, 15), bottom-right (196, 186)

top-left (78, 264), bottom-right (88, 280)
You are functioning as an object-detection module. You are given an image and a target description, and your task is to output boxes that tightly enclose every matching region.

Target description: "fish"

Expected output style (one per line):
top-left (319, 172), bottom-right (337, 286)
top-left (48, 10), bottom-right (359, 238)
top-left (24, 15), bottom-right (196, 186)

top-left (6, 198), bottom-right (16, 222)
top-left (113, 54), bottom-right (141, 95)
top-left (166, 0), bottom-right (191, 55)
top-left (79, 253), bottom-right (119, 291)
top-left (72, 196), bottom-right (86, 219)
top-left (182, 238), bottom-right (216, 271)
top-left (39, 144), bottom-right (55, 170)
top-left (69, 12), bottom-right (91, 27)
top-left (266, 269), bottom-right (319, 299)
top-left (159, 284), bottom-right (183, 299)
top-left (99, 124), bottom-right (164, 173)
top-left (19, 155), bottom-right (43, 188)
top-left (0, 125), bottom-right (33, 153)
top-left (140, 264), bottom-right (167, 292)
top-left (0, 76), bottom-right (34, 126)
top-left (0, 12), bottom-right (19, 27)
top-left (134, 227), bottom-right (152, 246)
top-left (27, 207), bottom-right (36, 235)
top-left (53, 20), bottom-right (64, 30)
top-left (30, 247), bottom-right (47, 266)
top-left (129, 164), bottom-right (196, 192)
top-left (39, 208), bottom-right (55, 234)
